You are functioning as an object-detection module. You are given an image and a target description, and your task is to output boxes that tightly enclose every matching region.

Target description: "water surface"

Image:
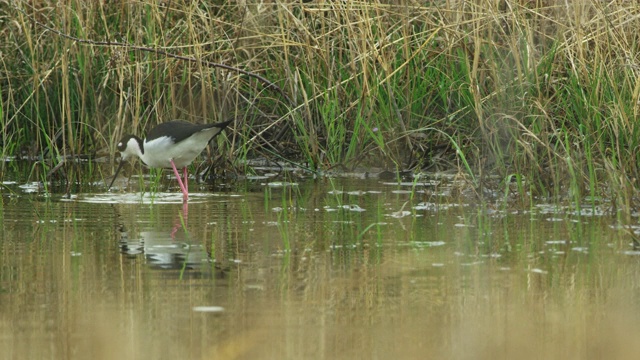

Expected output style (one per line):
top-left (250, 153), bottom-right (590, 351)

top-left (2, 177), bottom-right (640, 359)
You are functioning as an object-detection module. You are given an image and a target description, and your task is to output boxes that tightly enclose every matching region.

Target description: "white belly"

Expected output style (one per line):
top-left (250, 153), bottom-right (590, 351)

top-left (142, 133), bottom-right (213, 169)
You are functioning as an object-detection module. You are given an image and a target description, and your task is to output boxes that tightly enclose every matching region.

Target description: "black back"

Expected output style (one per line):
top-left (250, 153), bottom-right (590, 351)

top-left (146, 120), bottom-right (233, 143)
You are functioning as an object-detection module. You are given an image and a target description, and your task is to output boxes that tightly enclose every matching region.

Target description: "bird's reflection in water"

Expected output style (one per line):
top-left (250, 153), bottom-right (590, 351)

top-left (118, 201), bottom-right (210, 270)
top-left (170, 200), bottom-right (189, 239)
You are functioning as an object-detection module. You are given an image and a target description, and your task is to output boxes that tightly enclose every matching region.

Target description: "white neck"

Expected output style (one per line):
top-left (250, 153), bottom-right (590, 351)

top-left (122, 136), bottom-right (145, 160)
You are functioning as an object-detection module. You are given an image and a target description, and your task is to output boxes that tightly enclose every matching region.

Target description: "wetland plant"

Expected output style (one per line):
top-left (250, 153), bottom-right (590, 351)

top-left (2, 1), bottom-right (639, 207)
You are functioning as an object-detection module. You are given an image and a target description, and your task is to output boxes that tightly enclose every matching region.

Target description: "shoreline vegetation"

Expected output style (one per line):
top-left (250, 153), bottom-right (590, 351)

top-left (2, 1), bottom-right (640, 208)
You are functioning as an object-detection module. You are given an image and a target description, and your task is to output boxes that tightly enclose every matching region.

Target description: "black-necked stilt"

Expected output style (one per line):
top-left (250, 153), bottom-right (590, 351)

top-left (108, 119), bottom-right (232, 201)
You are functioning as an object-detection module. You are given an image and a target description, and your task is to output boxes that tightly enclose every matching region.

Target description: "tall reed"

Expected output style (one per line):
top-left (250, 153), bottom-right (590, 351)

top-left (1, 1), bottom-right (639, 204)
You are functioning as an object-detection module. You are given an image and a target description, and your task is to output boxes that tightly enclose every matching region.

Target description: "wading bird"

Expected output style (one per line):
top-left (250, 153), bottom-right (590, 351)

top-left (108, 119), bottom-right (232, 201)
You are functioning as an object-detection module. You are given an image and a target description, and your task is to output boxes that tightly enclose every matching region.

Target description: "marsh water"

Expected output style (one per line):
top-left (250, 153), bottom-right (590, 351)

top-left (2, 171), bottom-right (640, 359)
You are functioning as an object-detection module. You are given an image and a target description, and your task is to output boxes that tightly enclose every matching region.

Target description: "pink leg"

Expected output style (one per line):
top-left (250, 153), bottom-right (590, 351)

top-left (183, 167), bottom-right (189, 195)
top-left (170, 159), bottom-right (189, 201)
